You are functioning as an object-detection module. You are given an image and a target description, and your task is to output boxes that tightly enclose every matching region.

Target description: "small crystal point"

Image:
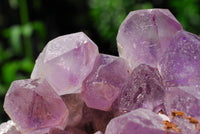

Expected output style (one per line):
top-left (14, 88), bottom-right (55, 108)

top-left (117, 9), bottom-right (182, 69)
top-left (82, 54), bottom-right (130, 111)
top-left (31, 32), bottom-right (99, 95)
top-left (4, 78), bottom-right (68, 133)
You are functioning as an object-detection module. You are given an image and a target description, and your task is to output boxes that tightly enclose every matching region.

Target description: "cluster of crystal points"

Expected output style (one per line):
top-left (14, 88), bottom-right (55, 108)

top-left (2, 9), bottom-right (200, 134)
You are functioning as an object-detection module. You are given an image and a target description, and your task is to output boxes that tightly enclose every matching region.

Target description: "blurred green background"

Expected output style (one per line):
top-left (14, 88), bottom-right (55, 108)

top-left (0, 0), bottom-right (200, 123)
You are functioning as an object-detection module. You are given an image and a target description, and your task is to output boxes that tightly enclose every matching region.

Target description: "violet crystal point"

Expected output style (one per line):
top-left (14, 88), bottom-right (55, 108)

top-left (3, 78), bottom-right (68, 134)
top-left (31, 32), bottom-right (99, 95)
top-left (82, 54), bottom-right (130, 111)
top-left (105, 108), bottom-right (178, 134)
top-left (159, 30), bottom-right (200, 87)
top-left (117, 9), bottom-right (182, 69)
top-left (118, 64), bottom-right (165, 113)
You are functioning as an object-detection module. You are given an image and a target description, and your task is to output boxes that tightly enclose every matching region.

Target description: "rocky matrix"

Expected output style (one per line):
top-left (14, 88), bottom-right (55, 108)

top-left (2, 9), bottom-right (200, 134)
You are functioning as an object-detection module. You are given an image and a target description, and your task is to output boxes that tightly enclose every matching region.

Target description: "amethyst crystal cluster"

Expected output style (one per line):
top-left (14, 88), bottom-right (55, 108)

top-left (1, 9), bottom-right (200, 134)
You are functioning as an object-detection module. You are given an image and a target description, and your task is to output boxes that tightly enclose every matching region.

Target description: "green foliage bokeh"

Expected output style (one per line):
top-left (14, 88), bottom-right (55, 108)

top-left (0, 0), bottom-right (199, 123)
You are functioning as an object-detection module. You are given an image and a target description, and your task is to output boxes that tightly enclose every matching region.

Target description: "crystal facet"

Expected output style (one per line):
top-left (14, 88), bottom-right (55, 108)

top-left (159, 30), bottom-right (200, 87)
top-left (82, 54), bottom-right (130, 111)
top-left (165, 87), bottom-right (200, 118)
top-left (4, 78), bottom-right (68, 133)
top-left (117, 64), bottom-right (165, 113)
top-left (31, 32), bottom-right (99, 95)
top-left (105, 108), bottom-right (178, 134)
top-left (117, 9), bottom-right (182, 69)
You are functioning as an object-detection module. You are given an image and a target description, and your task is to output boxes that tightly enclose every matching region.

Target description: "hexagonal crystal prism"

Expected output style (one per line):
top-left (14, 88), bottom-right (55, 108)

top-left (117, 9), bottom-right (182, 70)
top-left (4, 78), bottom-right (68, 134)
top-left (31, 32), bottom-right (99, 95)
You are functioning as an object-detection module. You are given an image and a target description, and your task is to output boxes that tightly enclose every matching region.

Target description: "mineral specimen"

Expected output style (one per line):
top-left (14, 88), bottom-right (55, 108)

top-left (2, 8), bottom-right (200, 134)
top-left (159, 30), bottom-right (200, 87)
top-left (117, 9), bottom-right (182, 69)
top-left (118, 64), bottom-right (165, 113)
top-left (3, 78), bottom-right (68, 134)
top-left (105, 108), bottom-right (178, 134)
top-left (82, 54), bottom-right (130, 111)
top-left (31, 32), bottom-right (99, 95)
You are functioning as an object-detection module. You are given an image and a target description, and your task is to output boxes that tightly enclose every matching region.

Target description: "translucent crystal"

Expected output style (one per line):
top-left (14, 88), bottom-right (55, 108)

top-left (31, 32), bottom-right (99, 95)
top-left (165, 87), bottom-right (200, 118)
top-left (118, 64), bottom-right (165, 113)
top-left (105, 108), bottom-right (177, 134)
top-left (117, 9), bottom-right (182, 69)
top-left (4, 78), bottom-right (68, 133)
top-left (159, 30), bottom-right (200, 87)
top-left (0, 120), bottom-right (21, 134)
top-left (81, 54), bottom-right (130, 111)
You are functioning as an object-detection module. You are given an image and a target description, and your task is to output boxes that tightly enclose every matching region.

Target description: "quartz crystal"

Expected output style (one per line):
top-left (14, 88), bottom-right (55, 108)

top-left (82, 54), bottom-right (130, 111)
top-left (171, 115), bottom-right (200, 134)
top-left (0, 120), bottom-right (21, 134)
top-left (165, 87), bottom-right (200, 118)
top-left (118, 64), bottom-right (165, 113)
top-left (159, 30), bottom-right (200, 87)
top-left (117, 9), bottom-right (182, 69)
top-left (105, 108), bottom-right (178, 134)
top-left (3, 78), bottom-right (68, 134)
top-left (31, 32), bottom-right (99, 95)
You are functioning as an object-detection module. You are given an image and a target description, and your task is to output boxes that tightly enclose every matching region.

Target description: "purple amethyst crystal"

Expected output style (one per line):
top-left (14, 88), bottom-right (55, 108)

top-left (4, 78), bottom-right (68, 133)
top-left (81, 54), bottom-right (130, 111)
top-left (31, 32), bottom-right (99, 95)
top-left (118, 64), bottom-right (165, 113)
top-left (105, 108), bottom-right (178, 134)
top-left (165, 87), bottom-right (200, 118)
top-left (171, 115), bottom-right (200, 134)
top-left (117, 9), bottom-right (182, 69)
top-left (159, 30), bottom-right (200, 87)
